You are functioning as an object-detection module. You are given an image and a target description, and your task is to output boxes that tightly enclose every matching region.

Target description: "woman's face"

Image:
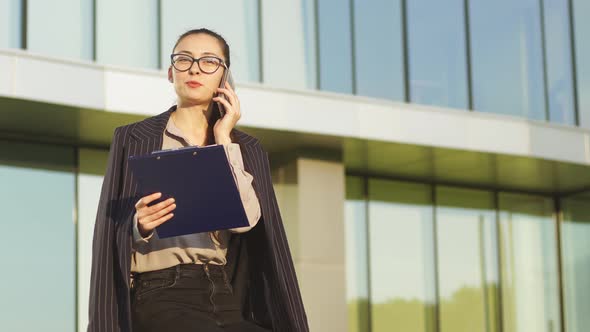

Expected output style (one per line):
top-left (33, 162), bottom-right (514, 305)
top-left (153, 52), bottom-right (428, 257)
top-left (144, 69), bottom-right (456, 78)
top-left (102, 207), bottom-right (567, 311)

top-left (168, 33), bottom-right (226, 107)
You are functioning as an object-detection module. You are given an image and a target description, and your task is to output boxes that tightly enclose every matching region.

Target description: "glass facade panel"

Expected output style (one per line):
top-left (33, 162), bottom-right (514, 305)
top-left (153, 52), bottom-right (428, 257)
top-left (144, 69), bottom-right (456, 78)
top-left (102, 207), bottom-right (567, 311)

top-left (352, 0), bottom-right (404, 100)
top-left (345, 176), bottom-right (369, 332)
top-left (0, 0), bottom-right (23, 49)
top-left (436, 187), bottom-right (499, 332)
top-left (572, 0), bottom-right (590, 128)
top-left (368, 179), bottom-right (435, 332)
top-left (498, 193), bottom-right (560, 332)
top-left (317, 0), bottom-right (353, 94)
top-left (260, 0), bottom-right (318, 88)
top-left (96, 0), bottom-right (158, 69)
top-left (543, 0), bottom-right (576, 125)
top-left (27, 0), bottom-right (93, 60)
top-left (407, 0), bottom-right (468, 109)
top-left (561, 192), bottom-right (590, 332)
top-left (469, 0), bottom-right (546, 120)
top-left (161, 0), bottom-right (261, 82)
top-left (0, 141), bottom-right (75, 331)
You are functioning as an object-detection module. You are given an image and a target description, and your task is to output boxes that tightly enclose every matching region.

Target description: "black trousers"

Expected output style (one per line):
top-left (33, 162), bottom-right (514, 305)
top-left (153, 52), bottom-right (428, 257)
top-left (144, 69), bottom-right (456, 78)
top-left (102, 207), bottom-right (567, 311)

top-left (131, 263), bottom-right (269, 332)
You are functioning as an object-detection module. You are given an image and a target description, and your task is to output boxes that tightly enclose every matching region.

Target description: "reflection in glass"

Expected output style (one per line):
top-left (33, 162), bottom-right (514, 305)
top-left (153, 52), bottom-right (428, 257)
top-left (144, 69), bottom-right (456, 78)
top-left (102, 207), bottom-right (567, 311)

top-left (27, 0), bottom-right (93, 60)
top-left (543, 0), bottom-right (576, 125)
top-left (469, 0), bottom-right (546, 120)
top-left (0, 0), bottom-right (23, 49)
top-left (572, 0), bottom-right (590, 128)
top-left (162, 0), bottom-right (261, 82)
top-left (436, 187), bottom-right (499, 332)
top-left (96, 0), bottom-right (158, 69)
top-left (368, 179), bottom-right (435, 332)
top-left (498, 193), bottom-right (560, 332)
top-left (561, 193), bottom-right (590, 332)
top-left (352, 0), bottom-right (404, 100)
top-left (345, 176), bottom-right (369, 332)
top-left (0, 141), bottom-right (76, 331)
top-left (407, 0), bottom-right (468, 109)
top-left (317, 0), bottom-right (353, 94)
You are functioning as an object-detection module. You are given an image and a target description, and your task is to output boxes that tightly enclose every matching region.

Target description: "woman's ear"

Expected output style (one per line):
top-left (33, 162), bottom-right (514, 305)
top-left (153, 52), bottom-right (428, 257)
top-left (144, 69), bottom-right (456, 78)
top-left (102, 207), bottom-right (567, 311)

top-left (168, 67), bottom-right (173, 83)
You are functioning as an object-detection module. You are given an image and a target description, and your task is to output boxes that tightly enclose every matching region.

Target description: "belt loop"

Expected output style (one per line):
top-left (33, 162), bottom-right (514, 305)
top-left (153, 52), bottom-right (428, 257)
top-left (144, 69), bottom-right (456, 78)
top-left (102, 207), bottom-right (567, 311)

top-left (175, 264), bottom-right (181, 281)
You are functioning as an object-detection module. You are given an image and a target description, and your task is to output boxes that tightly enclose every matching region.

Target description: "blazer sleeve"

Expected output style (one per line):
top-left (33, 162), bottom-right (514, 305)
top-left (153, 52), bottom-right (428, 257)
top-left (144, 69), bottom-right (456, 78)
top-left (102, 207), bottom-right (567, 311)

top-left (88, 127), bottom-right (125, 332)
top-left (246, 142), bottom-right (309, 332)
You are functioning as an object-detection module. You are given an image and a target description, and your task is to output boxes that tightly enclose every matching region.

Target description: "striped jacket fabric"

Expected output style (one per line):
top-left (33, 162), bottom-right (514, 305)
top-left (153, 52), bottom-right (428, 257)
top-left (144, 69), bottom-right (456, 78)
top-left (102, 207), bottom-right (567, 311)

top-left (87, 106), bottom-right (309, 331)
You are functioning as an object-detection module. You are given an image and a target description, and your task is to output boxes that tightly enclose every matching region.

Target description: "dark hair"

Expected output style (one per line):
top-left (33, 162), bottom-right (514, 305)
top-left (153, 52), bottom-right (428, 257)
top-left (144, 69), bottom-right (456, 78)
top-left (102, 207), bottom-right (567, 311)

top-left (173, 28), bottom-right (231, 68)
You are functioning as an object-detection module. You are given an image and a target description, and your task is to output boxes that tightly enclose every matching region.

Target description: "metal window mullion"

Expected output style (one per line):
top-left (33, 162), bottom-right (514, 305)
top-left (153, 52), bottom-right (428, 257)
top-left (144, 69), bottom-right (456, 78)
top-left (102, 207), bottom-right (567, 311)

top-left (432, 186), bottom-right (441, 332)
top-left (349, 0), bottom-right (357, 95)
top-left (363, 176), bottom-right (373, 332)
top-left (464, 0), bottom-right (474, 111)
top-left (313, 0), bottom-right (321, 89)
top-left (92, 0), bottom-right (97, 61)
top-left (539, 0), bottom-right (551, 122)
top-left (157, 0), bottom-right (162, 70)
top-left (401, 0), bottom-right (410, 103)
top-left (74, 147), bottom-right (80, 332)
top-left (21, 0), bottom-right (27, 49)
top-left (494, 192), bottom-right (505, 332)
top-left (257, 0), bottom-right (264, 83)
top-left (554, 197), bottom-right (566, 332)
top-left (568, 0), bottom-right (581, 126)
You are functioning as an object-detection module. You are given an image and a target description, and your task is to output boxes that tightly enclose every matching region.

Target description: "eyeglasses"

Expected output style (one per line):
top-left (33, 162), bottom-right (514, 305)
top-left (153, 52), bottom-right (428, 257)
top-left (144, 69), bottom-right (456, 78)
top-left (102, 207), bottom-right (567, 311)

top-left (170, 54), bottom-right (227, 74)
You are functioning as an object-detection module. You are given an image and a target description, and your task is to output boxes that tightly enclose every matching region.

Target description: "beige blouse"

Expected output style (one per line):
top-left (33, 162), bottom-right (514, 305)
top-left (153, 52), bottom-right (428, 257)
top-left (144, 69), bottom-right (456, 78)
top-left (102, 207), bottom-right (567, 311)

top-left (130, 114), bottom-right (262, 273)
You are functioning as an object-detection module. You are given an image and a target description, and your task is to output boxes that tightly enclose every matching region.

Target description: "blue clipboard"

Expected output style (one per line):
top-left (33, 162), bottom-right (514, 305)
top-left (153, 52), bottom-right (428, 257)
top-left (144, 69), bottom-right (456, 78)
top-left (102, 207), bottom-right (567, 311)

top-left (128, 145), bottom-right (249, 238)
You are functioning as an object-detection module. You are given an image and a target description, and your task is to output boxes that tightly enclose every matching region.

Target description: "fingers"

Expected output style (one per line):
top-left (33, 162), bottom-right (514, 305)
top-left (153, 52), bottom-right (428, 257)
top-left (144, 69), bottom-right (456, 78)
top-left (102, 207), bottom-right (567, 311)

top-left (215, 89), bottom-right (236, 108)
top-left (135, 192), bottom-right (176, 223)
top-left (213, 96), bottom-right (241, 119)
top-left (137, 197), bottom-right (175, 221)
top-left (136, 197), bottom-right (177, 234)
top-left (144, 212), bottom-right (175, 230)
top-left (141, 202), bottom-right (176, 227)
top-left (146, 197), bottom-right (175, 214)
top-left (135, 192), bottom-right (162, 209)
top-left (217, 82), bottom-right (240, 108)
top-left (213, 96), bottom-right (232, 111)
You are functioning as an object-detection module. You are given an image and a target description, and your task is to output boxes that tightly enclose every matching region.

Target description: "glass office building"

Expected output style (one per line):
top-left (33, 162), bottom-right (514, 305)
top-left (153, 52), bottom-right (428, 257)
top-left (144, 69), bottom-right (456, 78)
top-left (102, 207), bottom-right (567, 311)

top-left (1, 0), bottom-right (589, 331)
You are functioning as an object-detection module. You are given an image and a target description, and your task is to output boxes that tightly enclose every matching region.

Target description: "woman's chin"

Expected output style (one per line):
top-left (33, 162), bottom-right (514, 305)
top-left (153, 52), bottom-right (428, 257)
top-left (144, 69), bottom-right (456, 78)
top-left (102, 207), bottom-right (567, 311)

top-left (178, 96), bottom-right (210, 108)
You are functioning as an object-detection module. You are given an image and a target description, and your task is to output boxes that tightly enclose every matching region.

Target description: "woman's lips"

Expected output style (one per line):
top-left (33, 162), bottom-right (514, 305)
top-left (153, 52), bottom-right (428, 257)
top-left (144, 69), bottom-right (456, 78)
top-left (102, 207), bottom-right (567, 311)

top-left (186, 81), bottom-right (202, 88)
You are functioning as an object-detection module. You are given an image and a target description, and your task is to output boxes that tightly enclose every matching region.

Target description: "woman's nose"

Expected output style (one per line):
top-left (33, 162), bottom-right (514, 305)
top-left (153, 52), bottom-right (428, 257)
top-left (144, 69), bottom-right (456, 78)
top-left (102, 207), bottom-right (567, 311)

top-left (189, 64), bottom-right (200, 75)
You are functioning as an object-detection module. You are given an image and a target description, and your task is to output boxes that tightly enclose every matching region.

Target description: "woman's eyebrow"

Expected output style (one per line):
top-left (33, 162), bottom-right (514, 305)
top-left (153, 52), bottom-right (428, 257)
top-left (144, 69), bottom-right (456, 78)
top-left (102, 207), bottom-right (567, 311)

top-left (176, 50), bottom-right (221, 58)
top-left (201, 51), bottom-right (220, 57)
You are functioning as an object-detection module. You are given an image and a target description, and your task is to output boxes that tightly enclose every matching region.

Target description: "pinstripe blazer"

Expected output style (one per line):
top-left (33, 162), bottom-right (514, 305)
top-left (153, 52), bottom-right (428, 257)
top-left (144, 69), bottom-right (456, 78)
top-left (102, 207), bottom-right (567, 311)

top-left (88, 106), bottom-right (309, 332)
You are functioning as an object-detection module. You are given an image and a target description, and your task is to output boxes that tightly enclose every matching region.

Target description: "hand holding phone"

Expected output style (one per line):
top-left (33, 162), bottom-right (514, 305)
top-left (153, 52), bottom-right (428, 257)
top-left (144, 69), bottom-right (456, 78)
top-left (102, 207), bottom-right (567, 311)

top-left (215, 68), bottom-right (235, 118)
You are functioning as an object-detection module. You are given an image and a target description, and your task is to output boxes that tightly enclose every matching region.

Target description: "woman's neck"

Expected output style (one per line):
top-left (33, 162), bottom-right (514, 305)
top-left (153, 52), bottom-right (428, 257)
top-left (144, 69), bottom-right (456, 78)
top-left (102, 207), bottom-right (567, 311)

top-left (173, 103), bottom-right (215, 146)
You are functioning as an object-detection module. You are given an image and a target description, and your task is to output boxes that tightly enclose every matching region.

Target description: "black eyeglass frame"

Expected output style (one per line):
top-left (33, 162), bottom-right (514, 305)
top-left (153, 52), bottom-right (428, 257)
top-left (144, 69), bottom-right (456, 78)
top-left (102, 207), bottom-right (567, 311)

top-left (170, 53), bottom-right (227, 74)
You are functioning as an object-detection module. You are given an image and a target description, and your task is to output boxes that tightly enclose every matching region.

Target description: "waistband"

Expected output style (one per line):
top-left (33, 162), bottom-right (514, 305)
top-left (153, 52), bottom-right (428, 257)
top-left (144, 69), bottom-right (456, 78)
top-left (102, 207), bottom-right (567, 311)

top-left (131, 263), bottom-right (227, 282)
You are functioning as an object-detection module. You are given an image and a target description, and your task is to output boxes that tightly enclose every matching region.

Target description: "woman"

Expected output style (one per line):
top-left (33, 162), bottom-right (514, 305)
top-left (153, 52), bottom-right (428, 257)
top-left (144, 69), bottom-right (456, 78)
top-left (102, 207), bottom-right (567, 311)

top-left (88, 28), bottom-right (309, 332)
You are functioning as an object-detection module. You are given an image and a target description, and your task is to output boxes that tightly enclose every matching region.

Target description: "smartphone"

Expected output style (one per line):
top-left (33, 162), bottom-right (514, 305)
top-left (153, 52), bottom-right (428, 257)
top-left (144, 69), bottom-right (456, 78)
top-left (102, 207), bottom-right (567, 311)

top-left (216, 68), bottom-right (235, 118)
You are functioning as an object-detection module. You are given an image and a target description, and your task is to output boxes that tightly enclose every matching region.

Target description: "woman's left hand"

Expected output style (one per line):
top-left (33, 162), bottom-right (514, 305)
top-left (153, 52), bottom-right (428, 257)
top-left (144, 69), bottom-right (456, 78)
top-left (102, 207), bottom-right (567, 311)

top-left (213, 81), bottom-right (240, 145)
